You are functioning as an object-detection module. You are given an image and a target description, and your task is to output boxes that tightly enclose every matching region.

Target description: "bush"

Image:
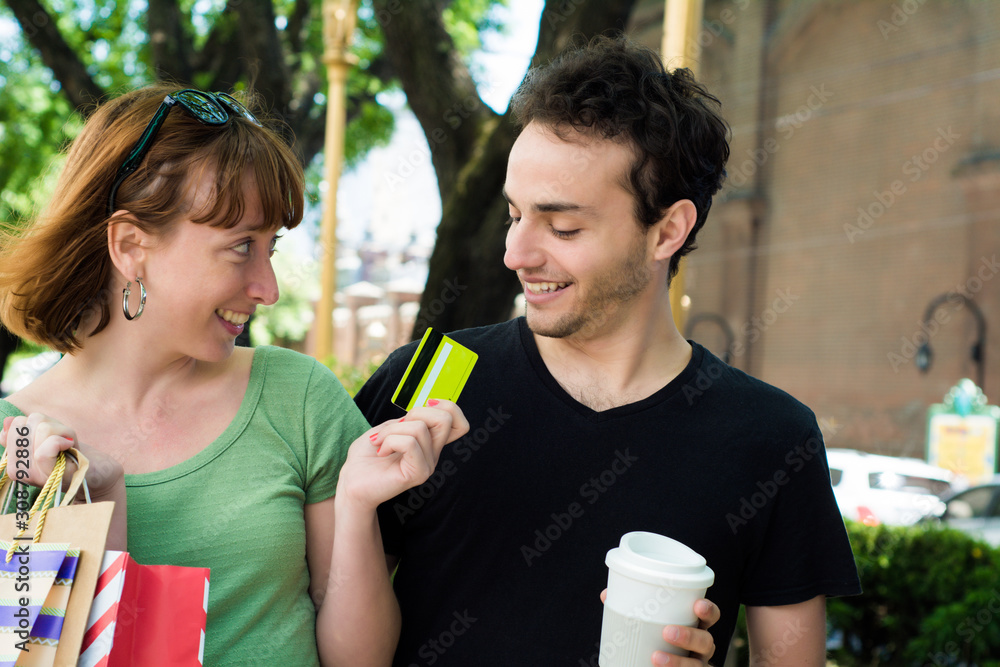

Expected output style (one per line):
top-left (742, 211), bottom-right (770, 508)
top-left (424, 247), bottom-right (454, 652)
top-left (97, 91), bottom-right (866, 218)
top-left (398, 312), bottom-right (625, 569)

top-left (727, 522), bottom-right (1000, 666)
top-left (321, 356), bottom-right (380, 397)
top-left (828, 521), bottom-right (1000, 666)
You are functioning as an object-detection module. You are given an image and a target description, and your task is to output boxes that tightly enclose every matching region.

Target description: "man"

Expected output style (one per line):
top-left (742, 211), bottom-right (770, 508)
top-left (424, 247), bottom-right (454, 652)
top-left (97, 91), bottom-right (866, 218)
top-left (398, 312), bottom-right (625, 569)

top-left (353, 36), bottom-right (860, 665)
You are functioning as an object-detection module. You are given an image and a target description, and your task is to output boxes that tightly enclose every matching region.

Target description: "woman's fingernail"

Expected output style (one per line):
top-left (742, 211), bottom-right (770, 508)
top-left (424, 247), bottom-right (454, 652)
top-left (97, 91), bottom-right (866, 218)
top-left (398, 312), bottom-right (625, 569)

top-left (399, 417), bottom-right (406, 423)
top-left (369, 433), bottom-right (378, 443)
top-left (426, 399), bottom-right (440, 406)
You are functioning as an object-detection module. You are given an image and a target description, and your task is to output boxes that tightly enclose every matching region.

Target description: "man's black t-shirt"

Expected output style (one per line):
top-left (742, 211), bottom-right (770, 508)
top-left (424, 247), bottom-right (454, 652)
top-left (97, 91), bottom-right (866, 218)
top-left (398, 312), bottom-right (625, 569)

top-left (354, 318), bottom-right (861, 665)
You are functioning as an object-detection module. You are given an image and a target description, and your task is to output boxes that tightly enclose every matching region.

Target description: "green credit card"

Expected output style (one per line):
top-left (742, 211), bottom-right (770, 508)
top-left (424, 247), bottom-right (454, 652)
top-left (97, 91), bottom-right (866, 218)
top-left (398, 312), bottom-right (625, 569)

top-left (391, 328), bottom-right (478, 411)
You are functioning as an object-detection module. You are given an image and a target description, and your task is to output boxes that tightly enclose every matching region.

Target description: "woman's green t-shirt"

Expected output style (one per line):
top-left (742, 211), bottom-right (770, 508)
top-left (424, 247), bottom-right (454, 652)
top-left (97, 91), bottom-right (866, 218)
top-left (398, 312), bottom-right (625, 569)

top-left (0, 346), bottom-right (370, 666)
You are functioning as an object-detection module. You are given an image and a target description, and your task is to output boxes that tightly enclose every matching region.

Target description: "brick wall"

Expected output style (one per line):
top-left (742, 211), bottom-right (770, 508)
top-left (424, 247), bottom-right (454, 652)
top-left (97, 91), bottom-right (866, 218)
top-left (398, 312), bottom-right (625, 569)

top-left (632, 0), bottom-right (1000, 456)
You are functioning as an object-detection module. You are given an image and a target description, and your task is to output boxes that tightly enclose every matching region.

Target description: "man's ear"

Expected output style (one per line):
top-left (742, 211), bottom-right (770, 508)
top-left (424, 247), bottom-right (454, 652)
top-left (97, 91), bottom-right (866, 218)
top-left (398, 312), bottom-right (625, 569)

top-left (650, 199), bottom-right (698, 263)
top-left (107, 214), bottom-right (153, 280)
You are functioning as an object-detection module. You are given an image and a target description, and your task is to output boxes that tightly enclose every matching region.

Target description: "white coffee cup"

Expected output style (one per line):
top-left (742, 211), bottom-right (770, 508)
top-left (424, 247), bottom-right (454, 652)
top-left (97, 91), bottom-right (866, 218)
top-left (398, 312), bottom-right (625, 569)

top-left (598, 531), bottom-right (715, 667)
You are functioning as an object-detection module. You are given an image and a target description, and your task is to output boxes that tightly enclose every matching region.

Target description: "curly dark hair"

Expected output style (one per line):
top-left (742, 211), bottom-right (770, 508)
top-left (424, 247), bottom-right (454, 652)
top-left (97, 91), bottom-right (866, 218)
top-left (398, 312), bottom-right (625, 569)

top-left (510, 35), bottom-right (731, 281)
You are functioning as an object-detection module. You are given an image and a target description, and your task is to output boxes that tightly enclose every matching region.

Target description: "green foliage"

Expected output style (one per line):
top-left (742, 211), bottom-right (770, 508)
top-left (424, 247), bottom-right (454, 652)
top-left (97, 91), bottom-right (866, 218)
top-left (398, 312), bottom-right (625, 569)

top-left (250, 249), bottom-right (319, 349)
top-left (0, 15), bottom-right (80, 223)
top-left (320, 355), bottom-right (379, 398)
top-left (725, 522), bottom-right (1000, 666)
top-left (827, 521), bottom-right (1000, 666)
top-left (443, 0), bottom-right (509, 56)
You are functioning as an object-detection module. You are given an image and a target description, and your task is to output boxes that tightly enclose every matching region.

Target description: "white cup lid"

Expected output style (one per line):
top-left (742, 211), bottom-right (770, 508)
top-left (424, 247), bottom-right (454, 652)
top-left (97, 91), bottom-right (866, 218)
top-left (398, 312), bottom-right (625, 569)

top-left (605, 531), bottom-right (715, 589)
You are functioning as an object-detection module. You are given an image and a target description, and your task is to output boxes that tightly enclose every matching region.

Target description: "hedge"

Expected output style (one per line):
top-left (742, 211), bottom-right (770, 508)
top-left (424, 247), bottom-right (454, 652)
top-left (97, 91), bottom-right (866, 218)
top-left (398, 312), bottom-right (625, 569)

top-left (729, 521), bottom-right (1000, 666)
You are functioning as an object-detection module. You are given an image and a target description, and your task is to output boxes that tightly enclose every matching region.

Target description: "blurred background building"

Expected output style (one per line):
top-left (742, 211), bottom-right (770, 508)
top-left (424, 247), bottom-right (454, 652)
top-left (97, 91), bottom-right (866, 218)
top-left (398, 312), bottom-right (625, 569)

top-left (622, 0), bottom-right (1000, 459)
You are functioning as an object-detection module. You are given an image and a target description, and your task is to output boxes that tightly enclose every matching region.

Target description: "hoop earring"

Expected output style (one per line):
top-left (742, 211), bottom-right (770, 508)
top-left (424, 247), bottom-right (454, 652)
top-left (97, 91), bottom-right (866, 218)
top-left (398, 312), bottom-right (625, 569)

top-left (122, 277), bottom-right (146, 321)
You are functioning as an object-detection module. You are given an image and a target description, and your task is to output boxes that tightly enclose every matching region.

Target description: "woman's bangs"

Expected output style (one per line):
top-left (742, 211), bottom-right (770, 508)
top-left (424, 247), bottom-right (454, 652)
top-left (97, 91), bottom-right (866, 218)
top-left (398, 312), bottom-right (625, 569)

top-left (194, 124), bottom-right (304, 231)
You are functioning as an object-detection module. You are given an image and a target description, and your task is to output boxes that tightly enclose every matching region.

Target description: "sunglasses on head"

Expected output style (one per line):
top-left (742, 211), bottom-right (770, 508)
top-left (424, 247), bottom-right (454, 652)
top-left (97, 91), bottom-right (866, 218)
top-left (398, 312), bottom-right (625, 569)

top-left (107, 89), bottom-right (262, 217)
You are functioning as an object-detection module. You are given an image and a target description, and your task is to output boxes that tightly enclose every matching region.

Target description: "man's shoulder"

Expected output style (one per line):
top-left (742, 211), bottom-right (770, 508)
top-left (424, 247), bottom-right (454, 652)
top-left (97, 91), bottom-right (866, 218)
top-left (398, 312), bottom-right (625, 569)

top-left (687, 343), bottom-right (817, 431)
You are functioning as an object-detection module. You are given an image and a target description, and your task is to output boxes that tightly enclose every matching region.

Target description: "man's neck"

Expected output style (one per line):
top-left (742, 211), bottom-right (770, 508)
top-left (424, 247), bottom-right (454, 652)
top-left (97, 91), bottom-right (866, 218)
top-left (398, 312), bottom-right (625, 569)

top-left (533, 313), bottom-right (692, 411)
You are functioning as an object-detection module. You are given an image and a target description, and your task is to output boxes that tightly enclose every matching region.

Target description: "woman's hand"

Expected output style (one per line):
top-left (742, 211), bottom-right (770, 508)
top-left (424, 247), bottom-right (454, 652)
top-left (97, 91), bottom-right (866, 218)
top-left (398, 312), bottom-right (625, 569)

top-left (336, 399), bottom-right (469, 513)
top-left (600, 591), bottom-right (720, 665)
top-left (1, 413), bottom-right (124, 499)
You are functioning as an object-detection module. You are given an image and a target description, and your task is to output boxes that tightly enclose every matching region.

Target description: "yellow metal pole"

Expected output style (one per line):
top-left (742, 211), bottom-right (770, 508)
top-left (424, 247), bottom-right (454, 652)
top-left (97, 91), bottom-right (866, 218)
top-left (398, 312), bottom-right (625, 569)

top-left (662, 0), bottom-right (703, 333)
top-left (315, 0), bottom-right (358, 361)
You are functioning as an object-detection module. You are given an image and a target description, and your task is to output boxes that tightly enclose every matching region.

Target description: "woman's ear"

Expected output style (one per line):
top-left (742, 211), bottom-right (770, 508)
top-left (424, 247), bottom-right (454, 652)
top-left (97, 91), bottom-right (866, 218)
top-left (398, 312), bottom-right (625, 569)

top-left (107, 214), bottom-right (153, 280)
top-left (651, 199), bottom-right (698, 263)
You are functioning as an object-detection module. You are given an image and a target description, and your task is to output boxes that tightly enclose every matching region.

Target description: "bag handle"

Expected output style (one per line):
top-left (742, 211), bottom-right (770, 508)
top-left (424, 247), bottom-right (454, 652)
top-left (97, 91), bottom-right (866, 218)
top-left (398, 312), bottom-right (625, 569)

top-left (0, 447), bottom-right (91, 562)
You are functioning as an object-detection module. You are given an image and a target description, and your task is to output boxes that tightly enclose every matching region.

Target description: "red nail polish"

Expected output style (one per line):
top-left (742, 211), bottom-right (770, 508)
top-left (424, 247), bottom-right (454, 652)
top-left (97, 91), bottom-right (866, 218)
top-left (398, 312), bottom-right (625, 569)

top-left (427, 399), bottom-right (440, 406)
top-left (399, 418), bottom-right (406, 422)
top-left (369, 433), bottom-right (378, 442)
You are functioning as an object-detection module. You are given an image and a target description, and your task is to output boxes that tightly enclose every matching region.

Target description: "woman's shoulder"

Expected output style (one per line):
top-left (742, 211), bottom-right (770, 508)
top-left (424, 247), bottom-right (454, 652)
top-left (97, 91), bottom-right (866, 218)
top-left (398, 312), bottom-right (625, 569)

top-left (249, 345), bottom-right (351, 401)
top-left (251, 344), bottom-right (327, 377)
top-left (0, 397), bottom-right (23, 418)
top-left (1, 364), bottom-right (64, 417)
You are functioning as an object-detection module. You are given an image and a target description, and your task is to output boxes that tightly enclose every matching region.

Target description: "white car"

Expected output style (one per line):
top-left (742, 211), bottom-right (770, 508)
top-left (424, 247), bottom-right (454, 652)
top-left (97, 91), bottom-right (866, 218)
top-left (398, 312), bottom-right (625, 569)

top-left (826, 448), bottom-right (957, 526)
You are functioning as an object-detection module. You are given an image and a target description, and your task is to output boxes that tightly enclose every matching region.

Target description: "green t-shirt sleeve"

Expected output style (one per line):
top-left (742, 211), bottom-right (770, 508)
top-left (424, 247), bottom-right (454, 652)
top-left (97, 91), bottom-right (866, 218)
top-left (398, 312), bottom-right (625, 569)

top-left (300, 357), bottom-right (372, 504)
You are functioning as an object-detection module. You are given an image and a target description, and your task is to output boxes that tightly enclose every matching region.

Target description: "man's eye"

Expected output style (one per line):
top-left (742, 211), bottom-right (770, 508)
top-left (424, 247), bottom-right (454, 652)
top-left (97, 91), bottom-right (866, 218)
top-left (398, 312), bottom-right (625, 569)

top-left (506, 216), bottom-right (521, 226)
top-left (552, 229), bottom-right (578, 239)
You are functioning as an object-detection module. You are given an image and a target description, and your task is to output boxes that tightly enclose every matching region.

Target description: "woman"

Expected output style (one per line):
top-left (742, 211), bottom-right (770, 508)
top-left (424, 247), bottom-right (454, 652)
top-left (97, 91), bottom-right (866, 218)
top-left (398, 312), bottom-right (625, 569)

top-left (0, 84), bottom-right (464, 665)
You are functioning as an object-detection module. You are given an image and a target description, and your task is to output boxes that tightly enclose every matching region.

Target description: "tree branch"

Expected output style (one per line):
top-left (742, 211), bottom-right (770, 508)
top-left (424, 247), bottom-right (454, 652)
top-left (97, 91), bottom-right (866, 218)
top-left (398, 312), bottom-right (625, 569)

top-left (194, 0), bottom-right (242, 86)
top-left (147, 0), bottom-right (195, 83)
top-left (3, 0), bottom-right (105, 113)
top-left (373, 0), bottom-right (494, 202)
top-left (235, 0), bottom-right (292, 115)
top-left (532, 0), bottom-right (637, 66)
top-left (285, 0), bottom-right (312, 57)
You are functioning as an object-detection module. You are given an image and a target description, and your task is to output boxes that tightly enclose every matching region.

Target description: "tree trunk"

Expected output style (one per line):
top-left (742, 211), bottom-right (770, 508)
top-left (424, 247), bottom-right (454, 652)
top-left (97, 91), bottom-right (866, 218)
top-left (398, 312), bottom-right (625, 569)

top-left (397, 0), bottom-right (638, 339)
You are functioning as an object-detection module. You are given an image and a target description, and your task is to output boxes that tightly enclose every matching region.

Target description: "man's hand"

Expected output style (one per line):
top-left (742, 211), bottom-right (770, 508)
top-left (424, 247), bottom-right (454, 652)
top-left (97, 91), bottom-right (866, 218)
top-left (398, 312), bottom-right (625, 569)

top-left (656, 598), bottom-right (720, 665)
top-left (599, 592), bottom-right (720, 665)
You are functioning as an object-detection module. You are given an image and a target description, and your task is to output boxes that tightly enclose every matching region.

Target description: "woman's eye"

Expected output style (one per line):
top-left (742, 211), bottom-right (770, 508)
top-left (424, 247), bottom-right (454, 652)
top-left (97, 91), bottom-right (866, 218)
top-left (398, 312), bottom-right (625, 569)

top-left (269, 235), bottom-right (282, 256)
top-left (233, 241), bottom-right (252, 255)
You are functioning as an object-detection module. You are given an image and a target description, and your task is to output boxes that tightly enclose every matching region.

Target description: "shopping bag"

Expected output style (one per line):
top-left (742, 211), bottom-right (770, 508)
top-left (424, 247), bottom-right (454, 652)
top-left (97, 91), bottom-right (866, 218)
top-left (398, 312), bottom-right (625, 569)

top-left (79, 551), bottom-right (209, 667)
top-left (11, 546), bottom-right (81, 667)
top-left (0, 449), bottom-right (114, 667)
top-left (0, 542), bottom-right (71, 665)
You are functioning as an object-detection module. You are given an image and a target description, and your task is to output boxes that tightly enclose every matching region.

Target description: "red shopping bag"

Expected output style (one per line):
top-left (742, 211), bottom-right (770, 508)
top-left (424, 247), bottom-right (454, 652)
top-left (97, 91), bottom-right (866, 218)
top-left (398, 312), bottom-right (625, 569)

top-left (79, 552), bottom-right (209, 667)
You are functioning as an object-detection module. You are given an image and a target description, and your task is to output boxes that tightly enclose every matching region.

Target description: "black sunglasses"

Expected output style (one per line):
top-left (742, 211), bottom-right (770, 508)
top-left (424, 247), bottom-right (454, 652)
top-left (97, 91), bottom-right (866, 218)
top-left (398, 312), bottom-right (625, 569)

top-left (106, 89), bottom-right (262, 216)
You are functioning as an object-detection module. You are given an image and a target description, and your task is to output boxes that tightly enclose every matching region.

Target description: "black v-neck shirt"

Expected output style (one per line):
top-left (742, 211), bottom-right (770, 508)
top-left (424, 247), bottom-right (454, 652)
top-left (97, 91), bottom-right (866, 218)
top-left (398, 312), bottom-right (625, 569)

top-left (355, 318), bottom-right (860, 665)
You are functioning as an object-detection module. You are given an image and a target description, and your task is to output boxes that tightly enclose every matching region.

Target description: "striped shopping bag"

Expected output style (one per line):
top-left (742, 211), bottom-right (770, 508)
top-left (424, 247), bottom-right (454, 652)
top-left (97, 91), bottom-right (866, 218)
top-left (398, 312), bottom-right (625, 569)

top-left (80, 552), bottom-right (209, 667)
top-left (0, 543), bottom-right (70, 666)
